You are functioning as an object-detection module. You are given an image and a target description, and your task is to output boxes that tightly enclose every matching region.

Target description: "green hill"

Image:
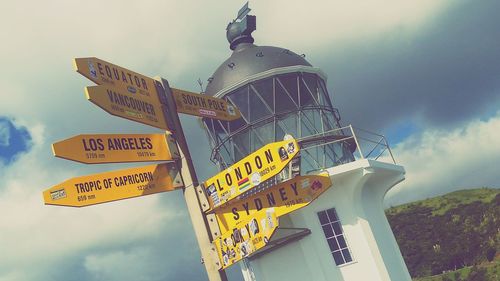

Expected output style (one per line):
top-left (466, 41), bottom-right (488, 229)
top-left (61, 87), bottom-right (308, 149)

top-left (385, 188), bottom-right (499, 280)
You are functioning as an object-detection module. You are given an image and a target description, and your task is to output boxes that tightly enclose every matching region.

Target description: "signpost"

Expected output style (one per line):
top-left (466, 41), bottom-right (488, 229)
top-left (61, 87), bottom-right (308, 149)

top-left (52, 133), bottom-right (179, 164)
top-left (69, 58), bottom-right (230, 280)
top-left (74, 57), bottom-right (162, 105)
top-left (46, 53), bottom-right (329, 280)
top-left (43, 162), bottom-right (183, 207)
top-left (86, 85), bottom-right (170, 130)
top-left (171, 88), bottom-right (241, 121)
top-left (215, 173), bottom-right (331, 234)
top-left (213, 207), bottom-right (279, 270)
top-left (204, 139), bottom-right (299, 210)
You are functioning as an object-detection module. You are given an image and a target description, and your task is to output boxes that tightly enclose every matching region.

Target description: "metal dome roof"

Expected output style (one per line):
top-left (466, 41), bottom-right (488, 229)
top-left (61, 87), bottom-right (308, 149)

top-left (205, 43), bottom-right (312, 96)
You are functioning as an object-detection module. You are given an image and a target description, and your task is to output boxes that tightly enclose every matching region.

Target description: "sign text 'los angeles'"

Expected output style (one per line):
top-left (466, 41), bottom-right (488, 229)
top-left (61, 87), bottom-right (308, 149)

top-left (52, 133), bottom-right (179, 164)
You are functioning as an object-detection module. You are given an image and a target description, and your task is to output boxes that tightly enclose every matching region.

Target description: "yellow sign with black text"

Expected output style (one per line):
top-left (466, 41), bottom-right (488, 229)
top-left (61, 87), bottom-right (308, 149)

top-left (43, 163), bottom-right (183, 207)
top-left (204, 139), bottom-right (299, 210)
top-left (215, 173), bottom-right (331, 234)
top-left (74, 57), bottom-right (162, 105)
top-left (52, 133), bottom-right (179, 164)
top-left (213, 208), bottom-right (279, 270)
top-left (171, 88), bottom-right (241, 121)
top-left (86, 85), bottom-right (169, 130)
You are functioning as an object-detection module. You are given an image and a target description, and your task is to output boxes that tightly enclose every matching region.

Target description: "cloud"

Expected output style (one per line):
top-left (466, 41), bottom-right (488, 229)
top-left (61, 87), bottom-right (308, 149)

top-left (385, 111), bottom-right (500, 206)
top-left (255, 0), bottom-right (451, 51)
top-left (84, 248), bottom-right (163, 281)
top-left (0, 119), bottom-right (195, 280)
top-left (319, 0), bottom-right (500, 134)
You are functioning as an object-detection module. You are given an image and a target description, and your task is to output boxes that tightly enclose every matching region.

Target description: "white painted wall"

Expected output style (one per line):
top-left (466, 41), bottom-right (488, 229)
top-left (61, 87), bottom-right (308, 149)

top-left (240, 159), bottom-right (412, 281)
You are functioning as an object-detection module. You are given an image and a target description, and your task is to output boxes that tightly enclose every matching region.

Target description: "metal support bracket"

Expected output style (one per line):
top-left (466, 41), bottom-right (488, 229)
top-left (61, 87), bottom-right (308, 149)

top-left (196, 183), bottom-right (211, 212)
top-left (165, 132), bottom-right (181, 159)
top-left (208, 243), bottom-right (222, 271)
top-left (206, 213), bottom-right (222, 239)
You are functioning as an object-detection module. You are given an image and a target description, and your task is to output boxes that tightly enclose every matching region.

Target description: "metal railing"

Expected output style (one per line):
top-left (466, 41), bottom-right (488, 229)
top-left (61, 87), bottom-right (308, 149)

top-left (298, 124), bottom-right (396, 166)
top-left (208, 121), bottom-right (396, 172)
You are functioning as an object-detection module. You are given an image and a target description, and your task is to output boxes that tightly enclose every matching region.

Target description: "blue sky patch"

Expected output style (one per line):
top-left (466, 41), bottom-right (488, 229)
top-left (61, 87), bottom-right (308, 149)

top-left (0, 117), bottom-right (32, 165)
top-left (384, 120), bottom-right (420, 146)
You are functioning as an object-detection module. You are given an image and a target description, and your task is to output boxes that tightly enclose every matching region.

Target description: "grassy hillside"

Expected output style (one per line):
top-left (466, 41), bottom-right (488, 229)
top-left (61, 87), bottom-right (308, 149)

top-left (385, 188), bottom-right (499, 280)
top-left (386, 188), bottom-right (499, 216)
top-left (413, 262), bottom-right (499, 281)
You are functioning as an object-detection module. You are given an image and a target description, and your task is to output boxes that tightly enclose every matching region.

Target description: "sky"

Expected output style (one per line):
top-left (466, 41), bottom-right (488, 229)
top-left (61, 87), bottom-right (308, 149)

top-left (0, 0), bottom-right (499, 280)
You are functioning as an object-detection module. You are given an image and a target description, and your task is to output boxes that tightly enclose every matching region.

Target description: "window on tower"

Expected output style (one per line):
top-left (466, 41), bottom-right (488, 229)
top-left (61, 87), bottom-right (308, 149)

top-left (317, 208), bottom-right (354, 266)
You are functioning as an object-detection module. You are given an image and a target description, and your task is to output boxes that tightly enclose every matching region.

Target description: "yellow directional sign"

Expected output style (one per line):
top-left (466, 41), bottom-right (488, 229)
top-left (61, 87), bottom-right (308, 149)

top-left (86, 85), bottom-right (169, 130)
top-left (204, 139), bottom-right (299, 210)
top-left (52, 133), bottom-right (179, 164)
top-left (171, 88), bottom-right (241, 121)
top-left (43, 163), bottom-right (183, 207)
top-left (213, 208), bottom-right (279, 270)
top-left (74, 57), bottom-right (161, 105)
top-left (215, 174), bottom-right (332, 235)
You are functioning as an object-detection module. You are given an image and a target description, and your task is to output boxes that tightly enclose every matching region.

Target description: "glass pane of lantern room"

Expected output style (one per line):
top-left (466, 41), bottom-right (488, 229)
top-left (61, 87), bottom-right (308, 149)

top-left (250, 127), bottom-right (265, 152)
top-left (312, 109), bottom-right (323, 133)
top-left (325, 144), bottom-right (337, 168)
top-left (322, 111), bottom-right (337, 132)
top-left (203, 119), bottom-right (216, 145)
top-left (319, 79), bottom-right (334, 108)
top-left (299, 76), bottom-right (316, 107)
top-left (228, 86), bottom-right (250, 123)
top-left (254, 121), bottom-right (275, 145)
top-left (229, 115), bottom-right (246, 134)
top-left (303, 146), bottom-right (321, 170)
top-left (331, 142), bottom-right (346, 164)
top-left (275, 78), bottom-right (298, 114)
top-left (249, 87), bottom-right (272, 122)
top-left (232, 128), bottom-right (251, 162)
top-left (301, 110), bottom-right (320, 138)
top-left (301, 149), bottom-right (318, 174)
top-left (341, 144), bottom-right (355, 163)
top-left (275, 122), bottom-right (286, 142)
top-left (251, 78), bottom-right (274, 114)
top-left (218, 140), bottom-right (234, 166)
top-left (278, 114), bottom-right (298, 139)
top-left (213, 120), bottom-right (228, 140)
top-left (302, 73), bottom-right (320, 103)
top-left (276, 73), bottom-right (299, 106)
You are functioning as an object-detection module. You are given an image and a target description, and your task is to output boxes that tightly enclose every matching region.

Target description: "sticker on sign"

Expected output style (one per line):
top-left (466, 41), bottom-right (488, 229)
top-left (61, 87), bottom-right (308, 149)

top-left (171, 88), bottom-right (241, 121)
top-left (213, 207), bottom-right (279, 270)
top-left (74, 57), bottom-right (161, 104)
top-left (85, 85), bottom-right (170, 130)
top-left (204, 139), bottom-right (299, 210)
top-left (215, 173), bottom-right (332, 235)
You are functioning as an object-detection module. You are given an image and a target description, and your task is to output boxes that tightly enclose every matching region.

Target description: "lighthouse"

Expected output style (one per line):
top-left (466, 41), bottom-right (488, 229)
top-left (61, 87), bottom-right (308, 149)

top-left (201, 5), bottom-right (412, 281)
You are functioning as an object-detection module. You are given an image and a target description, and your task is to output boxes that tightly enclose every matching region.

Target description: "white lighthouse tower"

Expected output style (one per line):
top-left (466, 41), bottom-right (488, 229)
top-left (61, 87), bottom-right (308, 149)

top-left (202, 6), bottom-right (411, 281)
